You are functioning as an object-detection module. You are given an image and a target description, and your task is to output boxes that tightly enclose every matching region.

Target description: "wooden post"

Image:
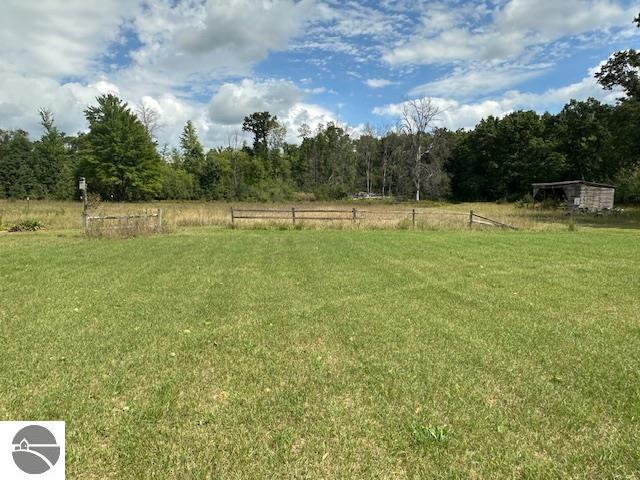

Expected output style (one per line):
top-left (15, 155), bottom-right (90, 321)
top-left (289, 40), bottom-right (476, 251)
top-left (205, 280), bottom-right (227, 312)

top-left (156, 208), bottom-right (162, 231)
top-left (352, 208), bottom-right (357, 224)
top-left (469, 210), bottom-right (474, 228)
top-left (80, 177), bottom-right (88, 230)
top-left (230, 207), bottom-right (235, 227)
top-left (291, 207), bottom-right (296, 226)
top-left (412, 208), bottom-right (416, 227)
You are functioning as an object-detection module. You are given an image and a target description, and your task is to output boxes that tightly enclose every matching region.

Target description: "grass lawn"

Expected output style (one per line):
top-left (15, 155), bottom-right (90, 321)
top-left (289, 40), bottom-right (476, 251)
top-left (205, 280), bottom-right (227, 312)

top-left (1, 227), bottom-right (639, 478)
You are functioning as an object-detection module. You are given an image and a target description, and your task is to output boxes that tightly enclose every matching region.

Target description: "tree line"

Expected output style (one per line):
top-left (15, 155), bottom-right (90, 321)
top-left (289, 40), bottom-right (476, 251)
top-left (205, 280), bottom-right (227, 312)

top-left (1, 13), bottom-right (638, 204)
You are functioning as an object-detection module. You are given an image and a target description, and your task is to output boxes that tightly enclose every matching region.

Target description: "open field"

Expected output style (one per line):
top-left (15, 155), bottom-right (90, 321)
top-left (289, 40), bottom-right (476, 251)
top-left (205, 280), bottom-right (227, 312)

top-left (1, 199), bottom-right (640, 232)
top-left (1, 226), bottom-right (639, 478)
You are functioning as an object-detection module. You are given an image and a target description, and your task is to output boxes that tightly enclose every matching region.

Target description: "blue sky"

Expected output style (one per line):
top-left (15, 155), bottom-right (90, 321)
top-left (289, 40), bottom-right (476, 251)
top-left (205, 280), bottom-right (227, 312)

top-left (0, 0), bottom-right (638, 147)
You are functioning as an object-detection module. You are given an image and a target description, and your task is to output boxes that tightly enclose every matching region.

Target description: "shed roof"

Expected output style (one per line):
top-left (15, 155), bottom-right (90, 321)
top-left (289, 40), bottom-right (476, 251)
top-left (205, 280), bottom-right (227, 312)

top-left (532, 180), bottom-right (615, 189)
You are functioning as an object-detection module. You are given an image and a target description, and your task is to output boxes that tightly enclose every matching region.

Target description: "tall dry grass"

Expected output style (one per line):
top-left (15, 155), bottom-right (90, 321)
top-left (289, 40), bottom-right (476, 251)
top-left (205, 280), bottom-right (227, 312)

top-left (1, 198), bottom-right (638, 233)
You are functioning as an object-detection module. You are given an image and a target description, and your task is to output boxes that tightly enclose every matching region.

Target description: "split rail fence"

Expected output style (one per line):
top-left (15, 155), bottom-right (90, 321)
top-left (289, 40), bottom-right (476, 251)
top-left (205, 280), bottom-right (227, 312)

top-left (230, 207), bottom-right (517, 229)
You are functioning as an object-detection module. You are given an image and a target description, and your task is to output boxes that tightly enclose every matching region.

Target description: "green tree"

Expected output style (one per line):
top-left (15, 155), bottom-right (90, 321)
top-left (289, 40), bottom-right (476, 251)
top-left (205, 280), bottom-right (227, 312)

top-left (158, 163), bottom-right (197, 200)
top-left (34, 109), bottom-right (74, 199)
top-left (180, 120), bottom-right (206, 185)
top-left (242, 112), bottom-right (279, 157)
top-left (554, 99), bottom-right (614, 181)
top-left (595, 12), bottom-right (640, 100)
top-left (82, 94), bottom-right (162, 201)
top-left (0, 129), bottom-right (36, 199)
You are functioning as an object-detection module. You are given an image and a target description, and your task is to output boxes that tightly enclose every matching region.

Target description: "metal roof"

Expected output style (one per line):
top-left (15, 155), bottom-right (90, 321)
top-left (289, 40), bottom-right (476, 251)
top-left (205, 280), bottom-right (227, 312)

top-left (531, 180), bottom-right (615, 189)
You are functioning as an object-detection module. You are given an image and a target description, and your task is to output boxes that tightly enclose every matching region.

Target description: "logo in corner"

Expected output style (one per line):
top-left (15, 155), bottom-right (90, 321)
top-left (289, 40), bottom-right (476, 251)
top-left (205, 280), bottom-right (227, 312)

top-left (12, 425), bottom-right (61, 474)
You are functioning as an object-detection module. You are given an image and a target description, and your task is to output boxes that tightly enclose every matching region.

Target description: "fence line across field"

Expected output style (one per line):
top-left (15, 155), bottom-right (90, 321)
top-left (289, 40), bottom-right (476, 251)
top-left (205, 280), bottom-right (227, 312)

top-left (230, 207), bottom-right (517, 229)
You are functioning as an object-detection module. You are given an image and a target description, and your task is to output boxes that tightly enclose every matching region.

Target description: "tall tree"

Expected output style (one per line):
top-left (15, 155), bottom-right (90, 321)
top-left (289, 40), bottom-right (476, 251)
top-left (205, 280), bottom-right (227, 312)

top-left (180, 120), bottom-right (206, 180)
top-left (355, 125), bottom-right (378, 194)
top-left (35, 109), bottom-right (73, 199)
top-left (399, 98), bottom-right (441, 201)
top-left (242, 111), bottom-right (279, 157)
top-left (136, 102), bottom-right (162, 140)
top-left (83, 94), bottom-right (162, 201)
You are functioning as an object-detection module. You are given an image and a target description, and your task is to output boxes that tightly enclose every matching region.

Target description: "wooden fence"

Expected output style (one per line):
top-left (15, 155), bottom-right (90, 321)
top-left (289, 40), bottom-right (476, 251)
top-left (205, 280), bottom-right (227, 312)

top-left (468, 210), bottom-right (518, 229)
top-left (84, 208), bottom-right (163, 232)
top-left (231, 207), bottom-right (517, 229)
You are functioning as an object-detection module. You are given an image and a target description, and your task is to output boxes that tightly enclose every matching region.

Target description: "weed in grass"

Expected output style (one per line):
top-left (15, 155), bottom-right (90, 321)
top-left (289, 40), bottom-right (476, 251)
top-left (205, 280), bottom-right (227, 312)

top-left (411, 424), bottom-right (450, 446)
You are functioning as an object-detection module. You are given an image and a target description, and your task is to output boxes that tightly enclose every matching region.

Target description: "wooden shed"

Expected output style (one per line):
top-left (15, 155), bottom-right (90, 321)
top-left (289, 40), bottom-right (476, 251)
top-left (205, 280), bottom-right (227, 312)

top-left (532, 180), bottom-right (615, 212)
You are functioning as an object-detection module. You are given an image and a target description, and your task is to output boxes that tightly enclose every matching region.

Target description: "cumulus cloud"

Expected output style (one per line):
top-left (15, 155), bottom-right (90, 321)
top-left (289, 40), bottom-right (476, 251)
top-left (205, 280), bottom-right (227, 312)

top-left (374, 63), bottom-right (623, 130)
top-left (208, 79), bottom-right (303, 125)
top-left (384, 0), bottom-right (637, 65)
top-left (0, 74), bottom-right (121, 135)
top-left (0, 0), bottom-right (140, 78)
top-left (131, 0), bottom-right (320, 84)
top-left (205, 78), bottom-right (336, 144)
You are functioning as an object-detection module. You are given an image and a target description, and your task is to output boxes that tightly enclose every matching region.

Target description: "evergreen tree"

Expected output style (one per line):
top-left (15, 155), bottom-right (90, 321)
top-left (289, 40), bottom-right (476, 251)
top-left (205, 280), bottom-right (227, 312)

top-left (82, 94), bottom-right (162, 201)
top-left (180, 121), bottom-right (206, 195)
top-left (34, 109), bottom-right (74, 199)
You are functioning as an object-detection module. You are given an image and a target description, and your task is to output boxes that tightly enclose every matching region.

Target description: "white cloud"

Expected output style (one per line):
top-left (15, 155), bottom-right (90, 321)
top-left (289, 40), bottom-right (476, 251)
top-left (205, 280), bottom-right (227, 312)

top-left (208, 79), bottom-right (303, 125)
top-left (384, 0), bottom-right (637, 65)
top-left (0, 0), bottom-right (139, 78)
top-left (0, 73), bottom-right (121, 135)
top-left (410, 63), bottom-right (551, 98)
top-left (131, 0), bottom-right (320, 85)
top-left (374, 63), bottom-right (624, 130)
top-left (206, 78), bottom-right (335, 144)
top-left (365, 78), bottom-right (397, 88)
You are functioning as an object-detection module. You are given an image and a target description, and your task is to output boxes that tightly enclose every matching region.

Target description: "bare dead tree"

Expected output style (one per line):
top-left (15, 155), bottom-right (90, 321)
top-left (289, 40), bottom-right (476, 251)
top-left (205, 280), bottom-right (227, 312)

top-left (136, 102), bottom-right (162, 140)
top-left (400, 98), bottom-right (441, 201)
top-left (357, 124), bottom-right (377, 193)
top-left (227, 130), bottom-right (243, 198)
top-left (376, 124), bottom-right (398, 197)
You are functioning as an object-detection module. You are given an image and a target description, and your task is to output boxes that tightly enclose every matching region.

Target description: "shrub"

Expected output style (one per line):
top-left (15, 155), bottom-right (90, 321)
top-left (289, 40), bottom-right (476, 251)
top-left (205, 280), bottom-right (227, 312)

top-left (8, 218), bottom-right (45, 232)
top-left (515, 193), bottom-right (534, 208)
top-left (615, 167), bottom-right (640, 204)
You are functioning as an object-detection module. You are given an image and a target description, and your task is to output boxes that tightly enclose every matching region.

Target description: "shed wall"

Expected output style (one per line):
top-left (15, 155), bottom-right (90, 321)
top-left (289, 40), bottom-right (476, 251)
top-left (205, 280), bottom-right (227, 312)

top-left (580, 186), bottom-right (615, 211)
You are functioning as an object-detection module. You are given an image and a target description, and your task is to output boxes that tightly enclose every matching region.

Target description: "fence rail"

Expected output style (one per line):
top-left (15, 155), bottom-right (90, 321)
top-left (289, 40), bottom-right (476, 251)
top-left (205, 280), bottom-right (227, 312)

top-left (469, 210), bottom-right (518, 230)
top-left (230, 207), bottom-right (517, 230)
top-left (84, 208), bottom-right (163, 232)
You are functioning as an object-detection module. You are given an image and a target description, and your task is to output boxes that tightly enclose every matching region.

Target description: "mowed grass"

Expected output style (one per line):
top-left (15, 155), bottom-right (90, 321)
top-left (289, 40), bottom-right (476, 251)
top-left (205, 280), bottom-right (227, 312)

top-left (1, 228), bottom-right (639, 478)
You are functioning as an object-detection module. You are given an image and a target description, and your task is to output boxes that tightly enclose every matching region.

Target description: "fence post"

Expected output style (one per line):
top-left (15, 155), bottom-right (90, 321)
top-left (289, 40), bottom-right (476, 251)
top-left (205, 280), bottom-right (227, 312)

top-left (157, 208), bottom-right (162, 231)
top-left (230, 207), bottom-right (235, 227)
top-left (469, 210), bottom-right (474, 228)
top-left (352, 208), bottom-right (357, 224)
top-left (292, 207), bottom-right (296, 226)
top-left (412, 208), bottom-right (416, 227)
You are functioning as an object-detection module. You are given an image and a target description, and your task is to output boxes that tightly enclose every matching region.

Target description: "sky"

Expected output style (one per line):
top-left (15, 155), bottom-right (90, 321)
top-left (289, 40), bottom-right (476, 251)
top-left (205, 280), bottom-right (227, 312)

top-left (0, 0), bottom-right (638, 148)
